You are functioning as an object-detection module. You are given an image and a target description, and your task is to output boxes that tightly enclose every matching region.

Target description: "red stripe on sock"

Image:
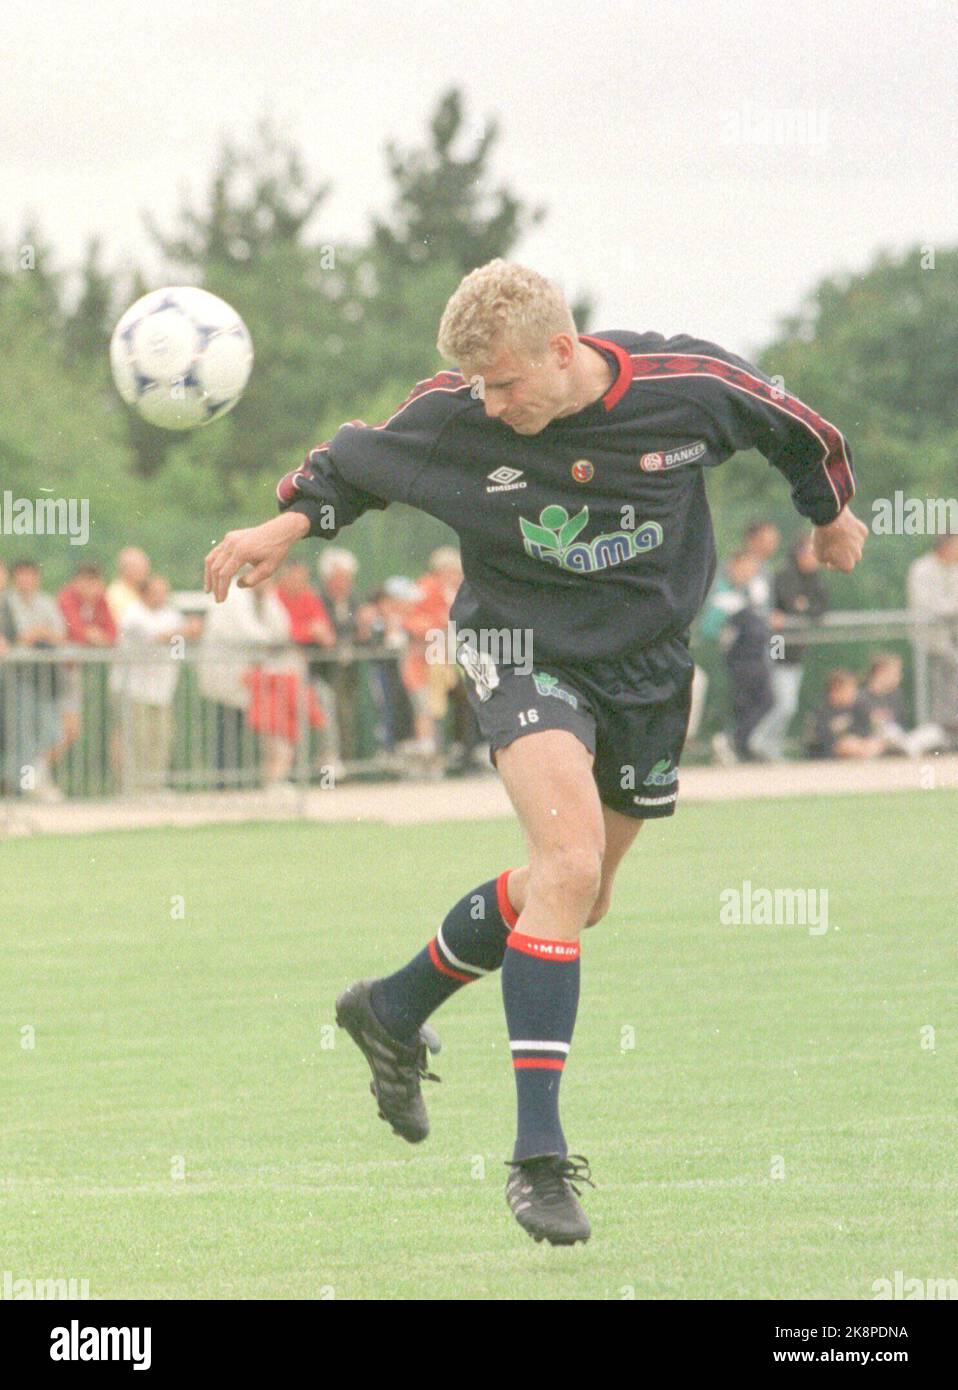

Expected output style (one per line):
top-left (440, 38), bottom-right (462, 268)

top-left (496, 869), bottom-right (519, 929)
top-left (427, 937), bottom-right (474, 984)
top-left (506, 931), bottom-right (580, 962)
top-left (513, 1057), bottom-right (565, 1070)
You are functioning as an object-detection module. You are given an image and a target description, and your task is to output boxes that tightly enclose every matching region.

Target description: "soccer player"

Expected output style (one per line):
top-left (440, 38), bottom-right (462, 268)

top-left (204, 261), bottom-right (867, 1245)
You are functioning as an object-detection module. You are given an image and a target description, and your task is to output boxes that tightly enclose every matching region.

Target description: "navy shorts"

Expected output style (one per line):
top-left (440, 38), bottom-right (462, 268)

top-left (456, 634), bottom-right (695, 819)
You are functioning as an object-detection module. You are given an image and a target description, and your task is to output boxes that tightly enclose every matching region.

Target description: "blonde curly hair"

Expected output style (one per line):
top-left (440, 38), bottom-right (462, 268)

top-left (436, 259), bottom-right (577, 365)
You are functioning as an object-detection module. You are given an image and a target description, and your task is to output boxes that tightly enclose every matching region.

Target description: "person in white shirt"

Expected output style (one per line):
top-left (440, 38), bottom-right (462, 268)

top-left (106, 547), bottom-right (151, 625)
top-left (907, 535), bottom-right (958, 727)
top-left (196, 575), bottom-right (293, 787)
top-left (111, 575), bottom-right (190, 791)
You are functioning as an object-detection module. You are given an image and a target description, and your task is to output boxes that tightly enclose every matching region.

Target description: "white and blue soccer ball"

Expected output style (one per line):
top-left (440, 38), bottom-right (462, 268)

top-left (109, 286), bottom-right (253, 430)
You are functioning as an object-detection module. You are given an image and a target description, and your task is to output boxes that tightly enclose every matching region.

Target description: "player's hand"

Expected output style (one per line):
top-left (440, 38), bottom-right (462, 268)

top-left (204, 513), bottom-right (310, 603)
top-left (812, 505), bottom-right (868, 573)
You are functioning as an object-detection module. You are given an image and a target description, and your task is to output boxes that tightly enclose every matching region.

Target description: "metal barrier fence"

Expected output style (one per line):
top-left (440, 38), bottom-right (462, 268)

top-left (0, 642), bottom-right (410, 800)
top-left (744, 609), bottom-right (958, 725)
top-left (0, 612), bottom-right (955, 800)
top-left (686, 609), bottom-right (958, 747)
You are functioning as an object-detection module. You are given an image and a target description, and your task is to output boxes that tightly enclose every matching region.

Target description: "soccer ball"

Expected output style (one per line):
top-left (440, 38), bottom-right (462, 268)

top-left (109, 286), bottom-right (253, 430)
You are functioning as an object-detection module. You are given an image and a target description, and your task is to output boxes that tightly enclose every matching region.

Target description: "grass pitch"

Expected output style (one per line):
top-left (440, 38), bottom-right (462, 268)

top-left (2, 790), bottom-right (955, 1300)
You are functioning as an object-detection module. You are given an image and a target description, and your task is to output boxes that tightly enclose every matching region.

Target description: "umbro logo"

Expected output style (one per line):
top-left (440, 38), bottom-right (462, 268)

top-left (486, 466), bottom-right (528, 493)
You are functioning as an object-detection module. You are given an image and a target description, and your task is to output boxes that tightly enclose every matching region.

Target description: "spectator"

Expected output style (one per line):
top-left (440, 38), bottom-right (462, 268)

top-left (741, 520), bottom-right (781, 609)
top-left (275, 561), bottom-right (336, 647)
top-left (59, 563), bottom-right (117, 647)
top-left (106, 547), bottom-right (151, 624)
top-left (317, 547), bottom-right (362, 762)
top-left (318, 547), bottom-right (360, 637)
top-left (358, 579), bottom-right (418, 755)
top-left (749, 530), bottom-right (829, 760)
top-left (111, 575), bottom-right (189, 791)
top-left (855, 652), bottom-right (948, 758)
top-left (704, 551), bottom-right (773, 763)
top-left (274, 560), bottom-right (340, 776)
top-left (56, 562), bottom-right (117, 762)
top-left (403, 547), bottom-right (481, 768)
top-left (805, 669), bottom-right (884, 760)
top-left (907, 534), bottom-right (958, 728)
top-left (699, 548), bottom-right (758, 639)
top-left (241, 585), bottom-right (326, 791)
top-left (197, 577), bottom-right (288, 787)
top-left (1, 558), bottom-right (66, 800)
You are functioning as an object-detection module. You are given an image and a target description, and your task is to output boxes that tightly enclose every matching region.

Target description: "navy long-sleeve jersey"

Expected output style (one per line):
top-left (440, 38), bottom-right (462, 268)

top-left (276, 331), bottom-right (855, 664)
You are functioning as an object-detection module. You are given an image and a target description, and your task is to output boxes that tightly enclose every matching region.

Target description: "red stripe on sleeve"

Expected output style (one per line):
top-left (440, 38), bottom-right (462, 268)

top-left (629, 352), bottom-right (855, 514)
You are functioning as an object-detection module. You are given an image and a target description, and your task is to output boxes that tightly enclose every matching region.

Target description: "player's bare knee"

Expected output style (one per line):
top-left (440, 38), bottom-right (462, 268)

top-left (530, 845), bottom-right (603, 912)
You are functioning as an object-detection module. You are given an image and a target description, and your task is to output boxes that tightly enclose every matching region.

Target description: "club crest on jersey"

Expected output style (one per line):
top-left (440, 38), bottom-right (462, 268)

top-left (519, 504), bottom-right (663, 574)
top-left (639, 440), bottom-right (707, 472)
top-left (571, 459), bottom-right (594, 483)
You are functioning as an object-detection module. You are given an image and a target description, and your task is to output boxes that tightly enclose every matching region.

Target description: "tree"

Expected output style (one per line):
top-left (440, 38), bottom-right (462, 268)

top-left (0, 220), bottom-right (62, 331)
top-left (358, 88), bottom-right (592, 403)
top-left (373, 88), bottom-right (544, 275)
top-left (145, 117), bottom-right (330, 272)
top-left (64, 237), bottom-right (113, 367)
top-left (759, 246), bottom-right (958, 444)
top-left (0, 99), bottom-right (600, 591)
top-left (139, 120), bottom-right (362, 490)
top-left (706, 244), bottom-right (958, 610)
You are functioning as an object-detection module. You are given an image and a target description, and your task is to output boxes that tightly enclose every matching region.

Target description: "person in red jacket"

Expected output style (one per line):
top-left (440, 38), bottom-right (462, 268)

top-left (274, 560), bottom-right (339, 776)
top-left (56, 562), bottom-right (117, 762)
top-left (274, 560), bottom-right (335, 646)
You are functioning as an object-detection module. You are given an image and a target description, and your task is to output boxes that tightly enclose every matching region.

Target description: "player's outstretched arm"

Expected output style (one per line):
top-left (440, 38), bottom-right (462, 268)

top-left (204, 511), bottom-right (310, 603)
top-left (812, 505), bottom-right (869, 573)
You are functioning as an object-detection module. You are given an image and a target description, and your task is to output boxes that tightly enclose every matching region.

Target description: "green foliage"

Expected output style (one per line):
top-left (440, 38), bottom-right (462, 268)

top-left (145, 116), bottom-right (330, 271)
top-left (1, 111), bottom-right (953, 616)
top-left (702, 245), bottom-right (958, 614)
top-left (0, 221), bottom-right (63, 330)
top-left (373, 88), bottom-right (544, 274)
top-left (64, 238), bottom-right (113, 367)
top-left (763, 246), bottom-right (958, 441)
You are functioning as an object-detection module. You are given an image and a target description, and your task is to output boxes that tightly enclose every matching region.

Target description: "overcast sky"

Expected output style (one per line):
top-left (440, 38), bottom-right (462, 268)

top-left (2, 0), bottom-right (953, 359)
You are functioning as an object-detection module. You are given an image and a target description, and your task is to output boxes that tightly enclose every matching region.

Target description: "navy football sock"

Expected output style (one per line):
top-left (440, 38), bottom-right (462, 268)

top-left (501, 932), bottom-right (581, 1163)
top-left (370, 871), bottom-right (518, 1041)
